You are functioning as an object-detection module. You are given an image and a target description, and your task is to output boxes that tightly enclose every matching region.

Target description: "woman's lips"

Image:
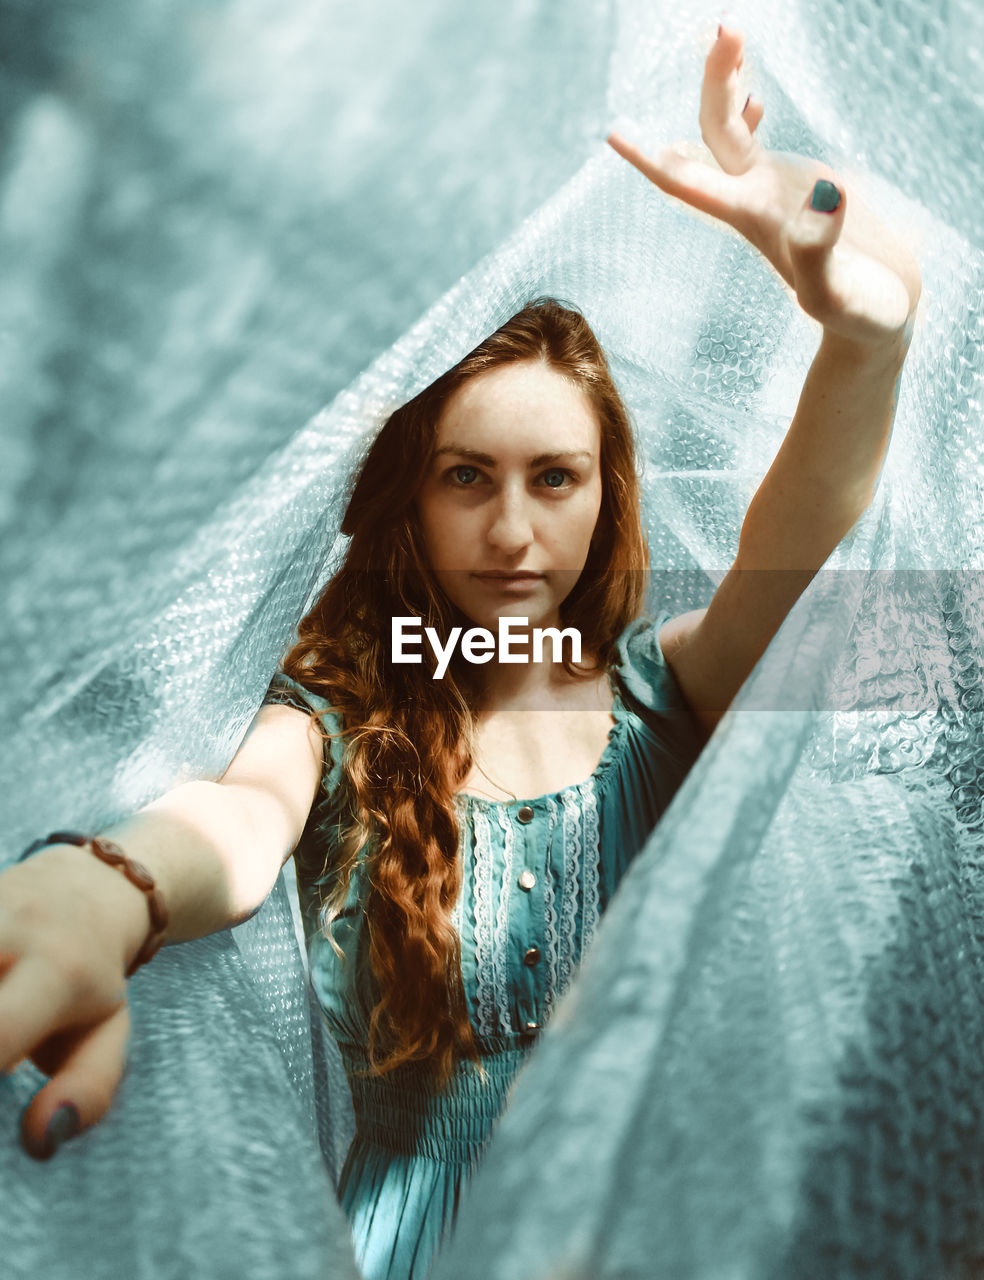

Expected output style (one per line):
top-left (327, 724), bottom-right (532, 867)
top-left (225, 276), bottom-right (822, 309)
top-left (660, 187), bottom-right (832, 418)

top-left (472, 572), bottom-right (545, 593)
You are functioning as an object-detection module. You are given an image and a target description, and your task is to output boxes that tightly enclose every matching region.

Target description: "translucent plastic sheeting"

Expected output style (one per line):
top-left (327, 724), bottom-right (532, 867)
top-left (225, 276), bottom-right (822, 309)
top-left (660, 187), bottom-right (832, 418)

top-left (2, 0), bottom-right (983, 1277)
top-left (1, 2), bottom-right (609, 1274)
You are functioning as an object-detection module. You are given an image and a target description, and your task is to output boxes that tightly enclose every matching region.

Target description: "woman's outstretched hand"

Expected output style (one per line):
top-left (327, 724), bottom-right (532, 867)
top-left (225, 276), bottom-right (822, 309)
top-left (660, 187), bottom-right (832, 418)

top-left (0, 847), bottom-right (142, 1160)
top-left (607, 22), bottom-right (921, 350)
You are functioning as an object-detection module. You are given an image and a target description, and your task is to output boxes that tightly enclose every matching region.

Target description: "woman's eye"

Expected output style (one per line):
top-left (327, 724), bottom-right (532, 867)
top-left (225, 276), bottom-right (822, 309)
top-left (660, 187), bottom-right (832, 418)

top-left (450, 465), bottom-right (480, 485)
top-left (540, 468), bottom-right (573, 489)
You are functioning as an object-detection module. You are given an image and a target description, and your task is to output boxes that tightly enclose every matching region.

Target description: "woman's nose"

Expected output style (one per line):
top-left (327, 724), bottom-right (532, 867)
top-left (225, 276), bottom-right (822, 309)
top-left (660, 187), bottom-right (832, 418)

top-left (486, 491), bottom-right (534, 554)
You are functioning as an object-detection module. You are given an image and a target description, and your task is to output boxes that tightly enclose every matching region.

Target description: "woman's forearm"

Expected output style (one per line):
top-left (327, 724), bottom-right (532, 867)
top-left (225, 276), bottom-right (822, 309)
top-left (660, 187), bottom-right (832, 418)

top-left (736, 323), bottom-right (913, 572)
top-left (659, 324), bottom-right (915, 730)
top-left (28, 781), bottom-right (287, 964)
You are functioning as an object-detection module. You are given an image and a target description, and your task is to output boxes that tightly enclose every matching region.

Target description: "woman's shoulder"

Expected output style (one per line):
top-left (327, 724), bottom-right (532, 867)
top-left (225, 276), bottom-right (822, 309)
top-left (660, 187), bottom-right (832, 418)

top-left (264, 669), bottom-right (338, 721)
top-left (262, 669), bottom-right (346, 796)
top-left (611, 612), bottom-right (703, 741)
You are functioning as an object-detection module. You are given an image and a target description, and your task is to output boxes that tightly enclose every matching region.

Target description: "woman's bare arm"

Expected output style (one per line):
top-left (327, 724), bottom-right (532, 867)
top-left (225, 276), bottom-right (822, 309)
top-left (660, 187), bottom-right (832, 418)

top-left (104, 702), bottom-right (325, 951)
top-left (13, 702), bottom-right (325, 956)
top-left (609, 23), bottom-right (921, 735)
top-left (659, 330), bottom-right (912, 733)
top-left (0, 700), bottom-right (323, 1158)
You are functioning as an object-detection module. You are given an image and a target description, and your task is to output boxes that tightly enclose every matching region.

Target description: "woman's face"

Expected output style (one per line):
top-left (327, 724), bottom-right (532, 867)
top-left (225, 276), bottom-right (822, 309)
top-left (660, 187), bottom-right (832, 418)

top-left (414, 360), bottom-right (603, 632)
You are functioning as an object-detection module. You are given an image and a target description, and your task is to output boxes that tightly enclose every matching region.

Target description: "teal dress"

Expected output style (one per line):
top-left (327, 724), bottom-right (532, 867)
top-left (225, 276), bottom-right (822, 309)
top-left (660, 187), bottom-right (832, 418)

top-left (262, 615), bottom-right (703, 1280)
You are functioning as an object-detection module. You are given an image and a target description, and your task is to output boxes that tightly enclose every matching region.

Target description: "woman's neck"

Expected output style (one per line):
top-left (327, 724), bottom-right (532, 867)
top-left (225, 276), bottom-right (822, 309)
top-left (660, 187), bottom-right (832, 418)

top-left (472, 646), bottom-right (605, 712)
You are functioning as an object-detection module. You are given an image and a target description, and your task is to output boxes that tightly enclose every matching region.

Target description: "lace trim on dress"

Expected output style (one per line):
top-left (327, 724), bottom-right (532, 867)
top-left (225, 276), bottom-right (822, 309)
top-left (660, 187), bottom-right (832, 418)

top-left (469, 803), bottom-right (518, 1037)
top-left (542, 797), bottom-right (561, 1019)
top-left (461, 777), bottom-right (604, 1037)
top-left (558, 787), bottom-right (583, 995)
top-left (578, 777), bottom-right (602, 957)
top-left (451, 798), bottom-right (466, 936)
top-left (492, 806), bottom-right (516, 1034)
top-left (471, 803), bottom-right (498, 1038)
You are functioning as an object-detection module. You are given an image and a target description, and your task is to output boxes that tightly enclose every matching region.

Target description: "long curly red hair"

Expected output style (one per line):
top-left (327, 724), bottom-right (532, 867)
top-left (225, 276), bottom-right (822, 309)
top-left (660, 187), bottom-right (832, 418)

top-left (282, 296), bottom-right (648, 1085)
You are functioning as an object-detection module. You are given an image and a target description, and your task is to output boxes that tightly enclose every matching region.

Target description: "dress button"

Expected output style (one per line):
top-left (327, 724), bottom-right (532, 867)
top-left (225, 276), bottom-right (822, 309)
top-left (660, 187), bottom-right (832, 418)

top-left (523, 947), bottom-right (542, 967)
top-left (516, 805), bottom-right (535, 824)
top-left (518, 869), bottom-right (536, 891)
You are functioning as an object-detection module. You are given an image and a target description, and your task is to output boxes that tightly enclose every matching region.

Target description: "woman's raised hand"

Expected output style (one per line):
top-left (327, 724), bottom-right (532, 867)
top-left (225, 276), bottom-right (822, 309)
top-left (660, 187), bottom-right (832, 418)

top-left (0, 846), bottom-right (144, 1159)
top-left (607, 23), bottom-right (921, 350)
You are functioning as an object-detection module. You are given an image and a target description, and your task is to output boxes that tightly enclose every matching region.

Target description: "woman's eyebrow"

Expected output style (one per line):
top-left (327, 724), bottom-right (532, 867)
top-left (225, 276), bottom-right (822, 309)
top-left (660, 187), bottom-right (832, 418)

top-left (433, 445), bottom-right (497, 465)
top-left (433, 445), bottom-right (594, 466)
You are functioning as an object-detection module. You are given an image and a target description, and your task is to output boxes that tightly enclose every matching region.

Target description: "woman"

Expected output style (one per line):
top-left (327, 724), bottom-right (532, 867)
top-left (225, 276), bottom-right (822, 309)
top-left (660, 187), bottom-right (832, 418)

top-left (0, 24), bottom-right (920, 1280)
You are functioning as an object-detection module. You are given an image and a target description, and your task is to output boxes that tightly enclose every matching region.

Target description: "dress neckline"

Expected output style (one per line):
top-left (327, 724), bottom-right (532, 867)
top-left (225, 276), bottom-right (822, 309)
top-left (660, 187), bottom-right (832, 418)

top-left (454, 685), bottom-right (632, 811)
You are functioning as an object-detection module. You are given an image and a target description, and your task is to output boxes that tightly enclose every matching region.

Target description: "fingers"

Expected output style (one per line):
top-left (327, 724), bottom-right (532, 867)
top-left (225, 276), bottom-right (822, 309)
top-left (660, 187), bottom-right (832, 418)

top-left (605, 21), bottom-right (765, 227)
top-left (790, 175), bottom-right (916, 342)
top-left (742, 94), bottom-right (765, 136)
top-left (793, 177), bottom-right (846, 253)
top-left (700, 24), bottom-right (762, 174)
top-left (606, 130), bottom-right (745, 225)
top-left (0, 955), bottom-right (90, 1074)
top-left (787, 177), bottom-right (849, 320)
top-left (20, 1003), bottom-right (131, 1161)
top-left (0, 930), bottom-right (126, 1066)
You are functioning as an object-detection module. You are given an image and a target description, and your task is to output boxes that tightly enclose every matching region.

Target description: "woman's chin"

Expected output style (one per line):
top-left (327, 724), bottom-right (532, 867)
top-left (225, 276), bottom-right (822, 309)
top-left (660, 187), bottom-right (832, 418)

top-left (455, 599), bottom-right (560, 634)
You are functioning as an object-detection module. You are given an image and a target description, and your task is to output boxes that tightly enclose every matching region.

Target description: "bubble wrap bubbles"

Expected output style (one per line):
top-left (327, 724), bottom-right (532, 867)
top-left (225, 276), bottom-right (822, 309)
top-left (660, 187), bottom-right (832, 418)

top-left (2, 0), bottom-right (983, 1276)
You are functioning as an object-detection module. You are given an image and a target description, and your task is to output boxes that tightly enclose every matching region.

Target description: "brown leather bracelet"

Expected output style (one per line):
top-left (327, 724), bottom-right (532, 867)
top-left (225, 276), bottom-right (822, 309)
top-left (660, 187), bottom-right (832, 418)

top-left (18, 830), bottom-right (169, 978)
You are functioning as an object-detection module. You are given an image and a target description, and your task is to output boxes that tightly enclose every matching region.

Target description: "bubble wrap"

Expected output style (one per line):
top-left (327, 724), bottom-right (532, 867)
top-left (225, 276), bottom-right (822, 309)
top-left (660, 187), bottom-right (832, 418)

top-left (1, 0), bottom-right (982, 1276)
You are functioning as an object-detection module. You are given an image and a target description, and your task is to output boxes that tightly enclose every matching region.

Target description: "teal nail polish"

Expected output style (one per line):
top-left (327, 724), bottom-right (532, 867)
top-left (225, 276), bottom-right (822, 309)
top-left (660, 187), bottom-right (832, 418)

top-left (810, 180), bottom-right (841, 213)
top-left (24, 1103), bottom-right (81, 1160)
top-left (46, 1103), bottom-right (80, 1152)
